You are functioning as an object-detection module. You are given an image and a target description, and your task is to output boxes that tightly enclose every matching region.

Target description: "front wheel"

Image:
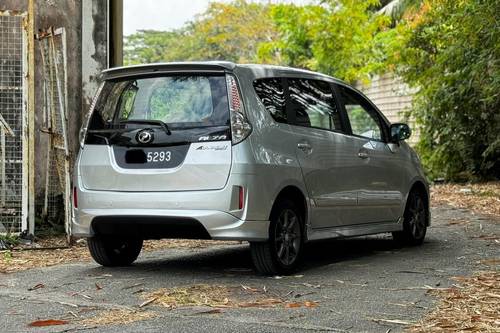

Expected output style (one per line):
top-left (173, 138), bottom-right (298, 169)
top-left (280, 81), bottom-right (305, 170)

top-left (250, 199), bottom-right (304, 275)
top-left (393, 190), bottom-right (428, 246)
top-left (87, 236), bottom-right (143, 266)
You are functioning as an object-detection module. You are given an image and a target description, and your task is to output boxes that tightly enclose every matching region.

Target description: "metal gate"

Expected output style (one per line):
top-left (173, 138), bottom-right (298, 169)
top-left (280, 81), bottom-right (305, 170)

top-left (0, 11), bottom-right (28, 235)
top-left (37, 27), bottom-right (71, 236)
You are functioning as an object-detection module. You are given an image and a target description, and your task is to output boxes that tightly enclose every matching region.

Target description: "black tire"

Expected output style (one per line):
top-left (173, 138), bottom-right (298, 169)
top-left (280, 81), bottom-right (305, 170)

top-left (87, 236), bottom-right (143, 266)
top-left (393, 190), bottom-right (428, 246)
top-left (250, 199), bottom-right (304, 275)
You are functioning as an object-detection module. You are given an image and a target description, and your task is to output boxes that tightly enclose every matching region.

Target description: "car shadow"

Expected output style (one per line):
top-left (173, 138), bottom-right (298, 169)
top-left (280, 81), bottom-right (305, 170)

top-left (83, 235), bottom-right (438, 279)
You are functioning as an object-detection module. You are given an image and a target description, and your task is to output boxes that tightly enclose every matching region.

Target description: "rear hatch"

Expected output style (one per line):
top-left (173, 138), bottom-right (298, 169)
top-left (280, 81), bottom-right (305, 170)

top-left (79, 72), bottom-right (232, 192)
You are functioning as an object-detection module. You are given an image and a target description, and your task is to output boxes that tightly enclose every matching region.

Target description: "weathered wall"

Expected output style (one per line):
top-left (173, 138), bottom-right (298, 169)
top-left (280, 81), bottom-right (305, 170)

top-left (357, 73), bottom-right (418, 144)
top-left (0, 0), bottom-right (112, 209)
top-left (81, 0), bottom-right (108, 117)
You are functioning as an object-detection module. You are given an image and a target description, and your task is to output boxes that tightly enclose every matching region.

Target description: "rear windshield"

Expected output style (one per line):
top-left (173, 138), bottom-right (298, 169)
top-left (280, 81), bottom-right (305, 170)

top-left (88, 75), bottom-right (229, 130)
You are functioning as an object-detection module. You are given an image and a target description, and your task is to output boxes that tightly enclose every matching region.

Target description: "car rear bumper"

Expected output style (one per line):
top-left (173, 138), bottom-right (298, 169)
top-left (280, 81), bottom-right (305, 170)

top-left (72, 199), bottom-right (269, 241)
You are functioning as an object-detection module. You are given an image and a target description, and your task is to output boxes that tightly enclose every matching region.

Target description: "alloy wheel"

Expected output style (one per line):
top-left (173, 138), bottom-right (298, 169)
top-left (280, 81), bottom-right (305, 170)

top-left (408, 194), bottom-right (426, 240)
top-left (274, 208), bottom-right (301, 266)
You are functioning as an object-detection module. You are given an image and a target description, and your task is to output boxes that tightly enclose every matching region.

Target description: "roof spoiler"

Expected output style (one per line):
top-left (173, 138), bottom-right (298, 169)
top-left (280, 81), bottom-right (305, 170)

top-left (101, 62), bottom-right (236, 80)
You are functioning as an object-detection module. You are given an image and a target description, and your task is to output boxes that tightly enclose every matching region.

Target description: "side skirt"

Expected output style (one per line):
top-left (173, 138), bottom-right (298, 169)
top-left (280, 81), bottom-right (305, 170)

top-left (307, 220), bottom-right (403, 241)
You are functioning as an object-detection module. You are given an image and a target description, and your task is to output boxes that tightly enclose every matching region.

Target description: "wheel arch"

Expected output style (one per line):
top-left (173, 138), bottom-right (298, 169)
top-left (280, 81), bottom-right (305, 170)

top-left (270, 185), bottom-right (309, 235)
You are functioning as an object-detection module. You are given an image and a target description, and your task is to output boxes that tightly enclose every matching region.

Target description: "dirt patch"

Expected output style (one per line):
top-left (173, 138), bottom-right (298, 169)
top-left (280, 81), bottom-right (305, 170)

top-left (80, 309), bottom-right (157, 327)
top-left (431, 182), bottom-right (500, 217)
top-left (0, 238), bottom-right (240, 274)
top-left (408, 271), bottom-right (500, 332)
top-left (141, 284), bottom-right (316, 310)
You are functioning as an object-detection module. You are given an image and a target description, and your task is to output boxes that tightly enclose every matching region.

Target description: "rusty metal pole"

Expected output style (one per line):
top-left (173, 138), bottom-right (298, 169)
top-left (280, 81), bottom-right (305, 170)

top-left (109, 0), bottom-right (123, 67)
top-left (27, 0), bottom-right (35, 236)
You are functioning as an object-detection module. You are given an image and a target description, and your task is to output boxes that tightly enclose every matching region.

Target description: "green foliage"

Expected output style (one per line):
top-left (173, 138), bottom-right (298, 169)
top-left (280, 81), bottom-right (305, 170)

top-left (397, 0), bottom-right (500, 180)
top-left (124, 30), bottom-right (184, 65)
top-left (0, 234), bottom-right (19, 248)
top-left (258, 1), bottom-right (392, 83)
top-left (124, 0), bottom-right (277, 65)
top-left (122, 0), bottom-right (500, 180)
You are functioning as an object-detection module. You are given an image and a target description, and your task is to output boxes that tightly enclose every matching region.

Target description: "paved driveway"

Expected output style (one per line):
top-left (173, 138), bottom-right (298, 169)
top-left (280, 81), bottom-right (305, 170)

top-left (0, 205), bottom-right (498, 333)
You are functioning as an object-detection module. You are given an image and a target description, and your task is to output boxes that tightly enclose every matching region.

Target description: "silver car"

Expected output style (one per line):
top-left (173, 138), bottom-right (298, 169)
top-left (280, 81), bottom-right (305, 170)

top-left (73, 62), bottom-right (429, 275)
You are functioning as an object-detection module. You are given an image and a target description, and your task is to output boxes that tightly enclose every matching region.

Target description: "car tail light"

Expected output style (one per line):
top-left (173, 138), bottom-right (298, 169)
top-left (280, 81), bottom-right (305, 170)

top-left (226, 75), bottom-right (251, 144)
top-left (238, 186), bottom-right (245, 210)
top-left (73, 186), bottom-right (78, 209)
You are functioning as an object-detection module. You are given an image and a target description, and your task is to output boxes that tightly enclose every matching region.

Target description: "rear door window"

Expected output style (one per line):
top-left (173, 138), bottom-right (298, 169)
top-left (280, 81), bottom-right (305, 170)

top-left (253, 78), bottom-right (287, 123)
top-left (288, 78), bottom-right (343, 132)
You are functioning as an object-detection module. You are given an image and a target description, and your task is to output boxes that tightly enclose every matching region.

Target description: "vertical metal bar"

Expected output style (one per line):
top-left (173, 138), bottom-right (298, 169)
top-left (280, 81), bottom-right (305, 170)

top-left (26, 0), bottom-right (35, 235)
top-left (0, 128), bottom-right (5, 207)
top-left (38, 41), bottom-right (51, 218)
top-left (59, 28), bottom-right (72, 238)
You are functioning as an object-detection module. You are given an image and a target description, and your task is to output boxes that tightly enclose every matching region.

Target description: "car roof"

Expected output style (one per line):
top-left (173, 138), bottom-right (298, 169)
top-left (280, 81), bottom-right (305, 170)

top-left (101, 61), bottom-right (345, 84)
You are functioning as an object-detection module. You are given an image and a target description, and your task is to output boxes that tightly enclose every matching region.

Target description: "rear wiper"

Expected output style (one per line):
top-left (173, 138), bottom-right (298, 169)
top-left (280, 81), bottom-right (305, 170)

top-left (120, 119), bottom-right (172, 135)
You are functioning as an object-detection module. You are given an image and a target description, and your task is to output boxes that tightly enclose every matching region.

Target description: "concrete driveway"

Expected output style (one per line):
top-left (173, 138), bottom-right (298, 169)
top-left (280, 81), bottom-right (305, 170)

top-left (1, 205), bottom-right (498, 333)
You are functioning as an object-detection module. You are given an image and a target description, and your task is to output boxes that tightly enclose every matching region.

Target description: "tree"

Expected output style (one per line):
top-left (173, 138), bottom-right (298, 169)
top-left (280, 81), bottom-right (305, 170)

top-left (124, 0), bottom-right (277, 65)
top-left (397, 0), bottom-right (500, 180)
top-left (258, 0), bottom-right (392, 83)
top-left (124, 30), bottom-right (185, 65)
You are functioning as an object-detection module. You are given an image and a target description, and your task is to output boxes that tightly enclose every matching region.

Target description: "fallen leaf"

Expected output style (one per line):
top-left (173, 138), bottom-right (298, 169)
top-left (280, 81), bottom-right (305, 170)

top-left (304, 301), bottom-right (318, 308)
top-left (301, 283), bottom-right (321, 289)
top-left (123, 283), bottom-right (144, 290)
top-left (28, 319), bottom-right (68, 327)
top-left (28, 283), bottom-right (45, 291)
top-left (285, 302), bottom-right (302, 308)
top-left (95, 283), bottom-right (102, 290)
top-left (132, 289), bottom-right (145, 294)
top-left (238, 298), bottom-right (283, 308)
top-left (241, 285), bottom-right (260, 292)
top-left (139, 297), bottom-right (158, 308)
top-left (189, 308), bottom-right (223, 315)
top-left (369, 318), bottom-right (413, 325)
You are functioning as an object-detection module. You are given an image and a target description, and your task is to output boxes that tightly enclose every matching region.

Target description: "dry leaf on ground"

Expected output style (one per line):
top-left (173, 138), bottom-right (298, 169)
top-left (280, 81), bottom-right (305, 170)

top-left (143, 284), bottom-right (318, 310)
top-left (0, 237), bottom-right (240, 274)
top-left (28, 319), bottom-right (68, 327)
top-left (81, 309), bottom-right (157, 326)
top-left (431, 182), bottom-right (500, 217)
top-left (408, 271), bottom-right (500, 332)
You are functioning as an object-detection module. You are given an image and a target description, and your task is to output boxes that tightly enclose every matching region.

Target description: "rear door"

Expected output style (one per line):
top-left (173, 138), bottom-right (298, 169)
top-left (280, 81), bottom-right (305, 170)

top-left (336, 85), bottom-right (404, 224)
top-left (286, 78), bottom-right (357, 228)
top-left (79, 73), bottom-right (232, 192)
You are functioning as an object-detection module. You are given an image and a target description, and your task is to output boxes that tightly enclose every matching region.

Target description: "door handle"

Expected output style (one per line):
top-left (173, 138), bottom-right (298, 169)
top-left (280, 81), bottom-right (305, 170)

top-left (357, 151), bottom-right (369, 159)
top-left (297, 142), bottom-right (312, 151)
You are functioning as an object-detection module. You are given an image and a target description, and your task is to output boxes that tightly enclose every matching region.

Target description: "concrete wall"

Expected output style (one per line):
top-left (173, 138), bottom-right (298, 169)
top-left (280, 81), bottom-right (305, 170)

top-left (0, 0), bottom-right (108, 199)
top-left (82, 0), bottom-right (108, 116)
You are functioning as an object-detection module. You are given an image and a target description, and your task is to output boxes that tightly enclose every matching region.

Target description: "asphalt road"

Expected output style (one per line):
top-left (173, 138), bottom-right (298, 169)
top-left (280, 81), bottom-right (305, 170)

top-left (1, 205), bottom-right (498, 333)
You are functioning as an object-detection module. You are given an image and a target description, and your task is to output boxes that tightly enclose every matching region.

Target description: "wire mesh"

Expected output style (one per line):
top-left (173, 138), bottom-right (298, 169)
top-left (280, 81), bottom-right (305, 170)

top-left (39, 30), bottom-right (69, 229)
top-left (0, 14), bottom-right (26, 234)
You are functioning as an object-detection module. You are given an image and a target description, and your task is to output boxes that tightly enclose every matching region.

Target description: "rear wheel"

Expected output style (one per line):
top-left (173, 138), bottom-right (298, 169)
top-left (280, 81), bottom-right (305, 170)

top-left (87, 236), bottom-right (143, 266)
top-left (251, 199), bottom-right (304, 275)
top-left (393, 190), bottom-right (428, 246)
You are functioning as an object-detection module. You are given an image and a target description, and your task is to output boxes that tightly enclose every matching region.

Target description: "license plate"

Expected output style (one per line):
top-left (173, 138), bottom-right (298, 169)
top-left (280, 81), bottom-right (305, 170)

top-left (113, 145), bottom-right (189, 169)
top-left (146, 150), bottom-right (172, 163)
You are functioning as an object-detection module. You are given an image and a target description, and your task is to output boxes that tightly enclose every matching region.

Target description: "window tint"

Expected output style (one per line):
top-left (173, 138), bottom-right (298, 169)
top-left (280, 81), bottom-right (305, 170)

top-left (288, 79), bottom-right (342, 131)
top-left (89, 75), bottom-right (229, 130)
top-left (339, 86), bottom-right (383, 141)
top-left (119, 76), bottom-right (216, 123)
top-left (253, 78), bottom-right (287, 123)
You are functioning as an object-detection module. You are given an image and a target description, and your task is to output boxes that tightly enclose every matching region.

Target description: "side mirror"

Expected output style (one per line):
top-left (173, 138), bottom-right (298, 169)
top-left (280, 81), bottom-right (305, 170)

top-left (390, 123), bottom-right (411, 142)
